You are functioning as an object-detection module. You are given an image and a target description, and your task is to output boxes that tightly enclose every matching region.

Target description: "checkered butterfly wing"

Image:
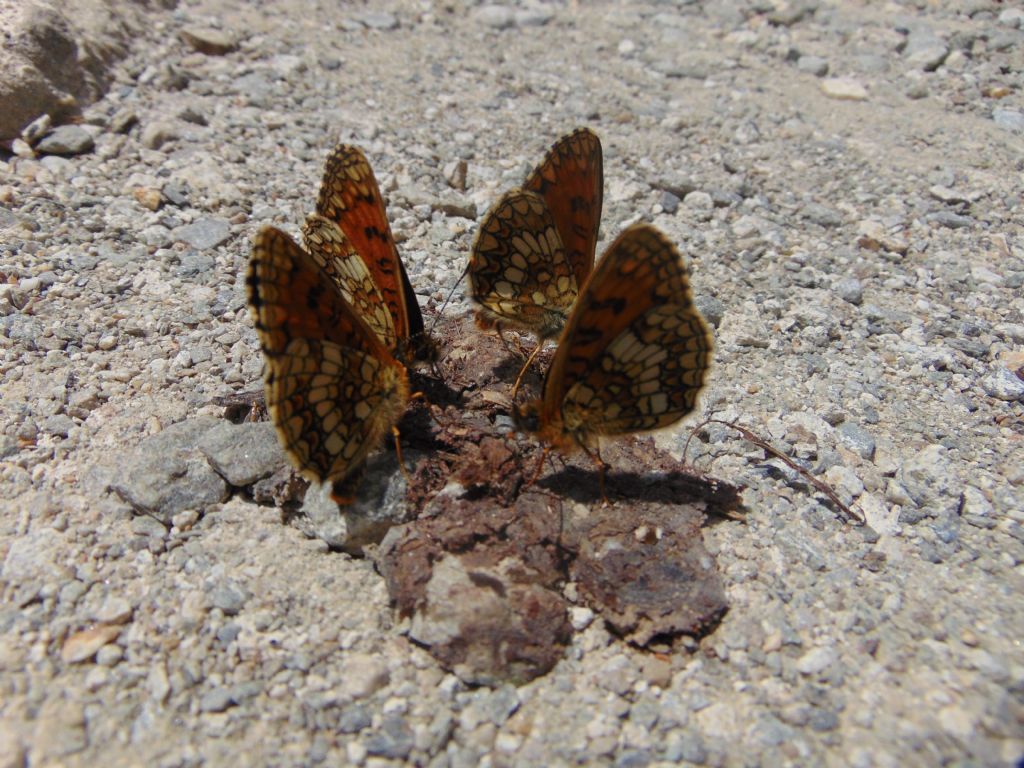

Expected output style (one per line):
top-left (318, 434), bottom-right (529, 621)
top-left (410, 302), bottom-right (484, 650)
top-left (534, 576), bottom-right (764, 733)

top-left (313, 145), bottom-right (425, 349)
top-left (539, 224), bottom-right (712, 439)
top-left (469, 189), bottom-right (578, 340)
top-left (524, 127), bottom-right (603, 291)
top-left (247, 226), bottom-right (409, 500)
top-left (302, 213), bottom-right (396, 351)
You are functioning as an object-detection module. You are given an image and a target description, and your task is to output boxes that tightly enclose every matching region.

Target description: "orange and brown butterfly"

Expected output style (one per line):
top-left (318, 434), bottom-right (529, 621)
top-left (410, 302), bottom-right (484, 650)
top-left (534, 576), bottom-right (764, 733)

top-left (304, 144), bottom-right (431, 360)
top-left (514, 223), bottom-right (713, 494)
top-left (247, 225), bottom-right (410, 503)
top-left (468, 127), bottom-right (603, 342)
top-left (246, 144), bottom-right (427, 503)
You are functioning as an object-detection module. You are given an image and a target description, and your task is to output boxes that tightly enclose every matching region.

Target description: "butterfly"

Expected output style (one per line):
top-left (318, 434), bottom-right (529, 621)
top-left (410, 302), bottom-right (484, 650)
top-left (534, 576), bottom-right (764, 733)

top-left (246, 145), bottom-right (424, 503)
top-left (514, 223), bottom-right (713, 496)
top-left (305, 144), bottom-right (429, 360)
top-left (469, 127), bottom-right (603, 342)
top-left (247, 225), bottom-right (411, 503)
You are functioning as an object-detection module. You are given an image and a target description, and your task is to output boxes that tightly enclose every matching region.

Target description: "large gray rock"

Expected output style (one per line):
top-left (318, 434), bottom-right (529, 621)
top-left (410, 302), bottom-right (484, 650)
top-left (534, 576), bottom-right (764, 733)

top-left (0, 0), bottom-right (176, 140)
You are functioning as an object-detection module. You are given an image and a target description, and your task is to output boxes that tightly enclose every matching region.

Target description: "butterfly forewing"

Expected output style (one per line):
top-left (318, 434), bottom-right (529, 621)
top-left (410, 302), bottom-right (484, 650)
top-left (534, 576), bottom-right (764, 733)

top-left (469, 189), bottom-right (578, 339)
top-left (247, 226), bottom-right (409, 493)
top-left (315, 145), bottom-right (425, 345)
top-left (524, 128), bottom-right (603, 290)
top-left (541, 224), bottom-right (712, 438)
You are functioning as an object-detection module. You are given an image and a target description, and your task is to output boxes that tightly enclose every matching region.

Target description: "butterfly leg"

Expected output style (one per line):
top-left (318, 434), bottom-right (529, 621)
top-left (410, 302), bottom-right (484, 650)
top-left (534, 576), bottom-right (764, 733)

top-left (510, 343), bottom-right (544, 404)
top-left (579, 442), bottom-right (609, 504)
top-left (391, 425), bottom-right (413, 487)
top-left (525, 445), bottom-right (551, 488)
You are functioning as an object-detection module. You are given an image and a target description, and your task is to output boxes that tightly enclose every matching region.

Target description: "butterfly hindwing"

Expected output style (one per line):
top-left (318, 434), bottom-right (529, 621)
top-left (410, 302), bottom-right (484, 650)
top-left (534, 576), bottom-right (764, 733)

top-left (469, 189), bottom-right (578, 339)
top-left (247, 226), bottom-right (409, 493)
top-left (302, 213), bottom-right (396, 350)
top-left (524, 127), bottom-right (603, 290)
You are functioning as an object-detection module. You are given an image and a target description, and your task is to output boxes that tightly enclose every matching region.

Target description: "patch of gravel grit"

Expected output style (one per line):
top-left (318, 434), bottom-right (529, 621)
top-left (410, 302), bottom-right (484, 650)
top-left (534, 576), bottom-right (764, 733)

top-left (1, 1), bottom-right (1022, 766)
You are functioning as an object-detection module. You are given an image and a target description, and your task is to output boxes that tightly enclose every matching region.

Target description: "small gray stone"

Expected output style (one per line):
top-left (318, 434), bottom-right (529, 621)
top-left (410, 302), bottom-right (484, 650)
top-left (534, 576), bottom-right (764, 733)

top-left (482, 685), bottom-right (520, 725)
top-left (177, 250), bottom-right (216, 278)
top-left (232, 681), bottom-right (263, 702)
top-left (906, 81), bottom-right (929, 100)
top-left (199, 688), bottom-right (235, 712)
top-left (808, 708), bottom-right (839, 732)
top-left (41, 414), bottom-right (75, 438)
top-left (131, 515), bottom-right (168, 538)
top-left (475, 5), bottom-right (515, 29)
top-left (296, 450), bottom-right (413, 554)
top-left (903, 30), bottom-right (948, 71)
top-left (837, 422), bottom-right (876, 460)
top-left (796, 55), bottom-right (828, 76)
top-left (216, 624), bottom-right (241, 645)
top-left (796, 646), bottom-right (837, 675)
top-left (358, 12), bottom-right (398, 30)
top-left (210, 582), bottom-right (248, 615)
top-left (338, 703), bottom-right (372, 733)
top-left (666, 733), bottom-right (707, 763)
top-left (22, 114), bottom-right (52, 144)
top-left (1000, 8), bottom-right (1024, 28)
top-left (821, 78), bottom-right (867, 100)
top-left (834, 277), bottom-right (863, 305)
top-left (163, 182), bottom-right (190, 207)
top-left (768, 3), bottom-right (813, 26)
top-left (516, 9), bottom-right (554, 27)
top-left (981, 367), bottom-right (1024, 401)
top-left (960, 486), bottom-right (995, 521)
top-left (111, 418), bottom-right (230, 523)
top-left (897, 445), bottom-right (953, 507)
top-left (683, 190), bottom-right (713, 218)
top-left (93, 596), bottom-right (132, 624)
top-left (339, 653), bottom-right (390, 698)
top-left (993, 108), bottom-right (1024, 134)
top-left (695, 295), bottom-right (725, 328)
top-left (365, 715), bottom-right (414, 759)
top-left (199, 421), bottom-right (286, 487)
top-left (36, 126), bottom-right (95, 156)
top-left (140, 121), bottom-right (180, 150)
top-left (178, 107), bottom-right (208, 126)
top-left (927, 211), bottom-right (973, 229)
top-left (659, 190), bottom-right (680, 214)
top-left (801, 202), bottom-right (842, 227)
top-left (173, 217), bottom-right (232, 250)
top-left (110, 109), bottom-right (138, 134)
top-left (180, 26), bottom-right (237, 55)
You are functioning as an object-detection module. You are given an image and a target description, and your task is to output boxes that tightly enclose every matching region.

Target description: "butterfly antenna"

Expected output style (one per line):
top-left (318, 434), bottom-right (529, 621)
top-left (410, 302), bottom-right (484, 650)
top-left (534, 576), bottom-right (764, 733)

top-left (427, 261), bottom-right (470, 338)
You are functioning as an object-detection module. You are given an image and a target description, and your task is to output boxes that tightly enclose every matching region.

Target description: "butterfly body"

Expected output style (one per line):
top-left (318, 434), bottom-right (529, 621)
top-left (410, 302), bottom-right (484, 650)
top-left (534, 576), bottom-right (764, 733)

top-left (469, 128), bottom-right (603, 341)
top-left (515, 224), bottom-right (712, 458)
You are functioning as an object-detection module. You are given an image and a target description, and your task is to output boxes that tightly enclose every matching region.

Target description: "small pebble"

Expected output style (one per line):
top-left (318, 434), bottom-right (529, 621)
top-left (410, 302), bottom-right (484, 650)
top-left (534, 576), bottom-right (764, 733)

top-left (821, 78), bottom-right (867, 101)
top-left (36, 126), bottom-right (95, 156)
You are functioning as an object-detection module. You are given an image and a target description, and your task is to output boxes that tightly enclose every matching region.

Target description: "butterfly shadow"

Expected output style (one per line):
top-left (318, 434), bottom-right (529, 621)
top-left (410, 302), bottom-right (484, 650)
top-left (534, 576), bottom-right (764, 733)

top-left (528, 434), bottom-right (744, 520)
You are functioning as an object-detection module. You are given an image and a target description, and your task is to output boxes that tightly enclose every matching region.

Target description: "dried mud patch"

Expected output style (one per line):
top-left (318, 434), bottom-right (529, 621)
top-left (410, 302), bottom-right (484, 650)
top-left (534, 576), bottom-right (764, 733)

top-left (371, 315), bottom-right (743, 684)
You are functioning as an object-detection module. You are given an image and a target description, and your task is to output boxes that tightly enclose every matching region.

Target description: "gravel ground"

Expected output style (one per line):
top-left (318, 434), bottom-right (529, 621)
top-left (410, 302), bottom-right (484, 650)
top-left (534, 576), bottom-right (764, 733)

top-left (2, 0), bottom-right (1023, 765)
